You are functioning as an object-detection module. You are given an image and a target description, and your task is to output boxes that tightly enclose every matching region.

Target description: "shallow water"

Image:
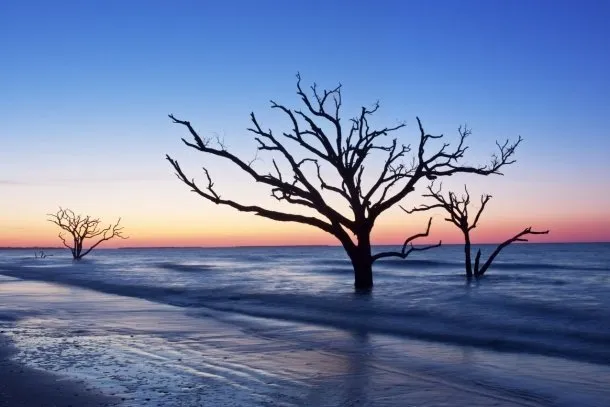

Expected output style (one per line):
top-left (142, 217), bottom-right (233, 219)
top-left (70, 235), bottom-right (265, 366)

top-left (0, 243), bottom-right (609, 406)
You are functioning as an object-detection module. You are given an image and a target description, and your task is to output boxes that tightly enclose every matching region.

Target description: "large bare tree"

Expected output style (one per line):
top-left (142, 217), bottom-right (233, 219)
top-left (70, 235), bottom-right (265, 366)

top-left (47, 208), bottom-right (127, 260)
top-left (167, 75), bottom-right (522, 290)
top-left (404, 184), bottom-right (549, 278)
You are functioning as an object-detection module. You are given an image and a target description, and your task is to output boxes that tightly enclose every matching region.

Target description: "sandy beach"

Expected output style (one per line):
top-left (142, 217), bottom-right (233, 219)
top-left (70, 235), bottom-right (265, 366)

top-left (0, 275), bottom-right (578, 407)
top-left (0, 334), bottom-right (117, 407)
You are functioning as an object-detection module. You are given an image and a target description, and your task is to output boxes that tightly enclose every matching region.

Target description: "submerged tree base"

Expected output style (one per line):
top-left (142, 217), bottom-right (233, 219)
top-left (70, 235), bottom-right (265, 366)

top-left (354, 278), bottom-right (374, 292)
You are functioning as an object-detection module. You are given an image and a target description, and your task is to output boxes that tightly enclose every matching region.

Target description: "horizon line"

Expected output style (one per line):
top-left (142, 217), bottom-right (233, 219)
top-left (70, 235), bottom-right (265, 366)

top-left (1, 241), bottom-right (608, 251)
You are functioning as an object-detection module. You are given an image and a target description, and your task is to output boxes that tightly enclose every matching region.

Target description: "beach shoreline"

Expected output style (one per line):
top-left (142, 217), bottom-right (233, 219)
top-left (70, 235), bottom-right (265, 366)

top-left (0, 323), bottom-right (118, 407)
top-left (1, 248), bottom-right (609, 407)
top-left (0, 278), bottom-right (540, 407)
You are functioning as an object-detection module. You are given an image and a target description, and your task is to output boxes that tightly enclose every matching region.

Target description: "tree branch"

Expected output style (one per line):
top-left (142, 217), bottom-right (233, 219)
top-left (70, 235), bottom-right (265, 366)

top-left (469, 193), bottom-right (492, 231)
top-left (475, 227), bottom-right (549, 277)
top-left (370, 119), bottom-right (522, 220)
top-left (372, 217), bottom-right (441, 261)
top-left (166, 156), bottom-right (337, 235)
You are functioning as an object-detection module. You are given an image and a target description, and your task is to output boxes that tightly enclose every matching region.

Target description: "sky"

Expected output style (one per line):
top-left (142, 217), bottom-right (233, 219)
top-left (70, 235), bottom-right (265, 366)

top-left (1, 0), bottom-right (609, 247)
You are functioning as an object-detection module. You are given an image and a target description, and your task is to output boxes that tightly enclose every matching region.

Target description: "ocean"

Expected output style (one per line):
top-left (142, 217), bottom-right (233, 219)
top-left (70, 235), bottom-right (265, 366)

top-left (0, 243), bottom-right (609, 406)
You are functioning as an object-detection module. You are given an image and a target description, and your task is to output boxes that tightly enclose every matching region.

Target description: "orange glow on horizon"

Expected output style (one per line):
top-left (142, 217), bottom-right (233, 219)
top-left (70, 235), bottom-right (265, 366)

top-left (1, 215), bottom-right (608, 248)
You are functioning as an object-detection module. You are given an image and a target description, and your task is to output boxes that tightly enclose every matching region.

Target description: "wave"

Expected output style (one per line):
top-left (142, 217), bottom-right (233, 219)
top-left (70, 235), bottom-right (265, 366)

top-left (191, 299), bottom-right (610, 367)
top-left (374, 258), bottom-right (610, 272)
top-left (312, 257), bottom-right (610, 275)
top-left (2, 261), bottom-right (610, 367)
top-left (156, 262), bottom-right (218, 273)
top-left (485, 262), bottom-right (610, 272)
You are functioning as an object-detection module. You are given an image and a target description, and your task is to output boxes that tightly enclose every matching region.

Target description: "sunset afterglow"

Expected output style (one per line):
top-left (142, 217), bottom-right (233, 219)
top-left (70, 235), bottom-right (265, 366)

top-left (1, 1), bottom-right (609, 248)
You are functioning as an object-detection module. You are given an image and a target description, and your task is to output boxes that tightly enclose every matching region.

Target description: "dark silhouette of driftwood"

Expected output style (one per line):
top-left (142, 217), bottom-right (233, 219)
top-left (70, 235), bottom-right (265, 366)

top-left (47, 208), bottom-right (127, 260)
top-left (404, 184), bottom-right (549, 278)
top-left (167, 74), bottom-right (522, 290)
top-left (34, 250), bottom-right (48, 259)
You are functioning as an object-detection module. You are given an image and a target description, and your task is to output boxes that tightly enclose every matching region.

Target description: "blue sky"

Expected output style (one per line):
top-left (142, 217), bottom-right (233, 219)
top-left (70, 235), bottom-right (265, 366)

top-left (1, 0), bottom-right (609, 245)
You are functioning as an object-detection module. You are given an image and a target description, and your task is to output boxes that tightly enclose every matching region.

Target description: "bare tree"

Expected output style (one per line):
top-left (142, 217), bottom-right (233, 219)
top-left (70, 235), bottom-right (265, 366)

top-left (47, 208), bottom-right (127, 260)
top-left (404, 184), bottom-right (549, 278)
top-left (167, 75), bottom-right (522, 290)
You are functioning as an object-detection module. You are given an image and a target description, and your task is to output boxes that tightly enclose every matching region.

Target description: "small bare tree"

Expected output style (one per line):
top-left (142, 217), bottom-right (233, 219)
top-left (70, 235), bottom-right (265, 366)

top-left (404, 184), bottom-right (549, 278)
top-left (47, 208), bottom-right (127, 260)
top-left (167, 75), bottom-right (522, 290)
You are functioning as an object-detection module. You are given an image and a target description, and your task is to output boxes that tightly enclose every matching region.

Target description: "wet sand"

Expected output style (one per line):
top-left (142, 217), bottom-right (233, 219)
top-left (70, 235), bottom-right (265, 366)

top-left (1, 277), bottom-right (607, 406)
top-left (0, 331), bottom-right (118, 407)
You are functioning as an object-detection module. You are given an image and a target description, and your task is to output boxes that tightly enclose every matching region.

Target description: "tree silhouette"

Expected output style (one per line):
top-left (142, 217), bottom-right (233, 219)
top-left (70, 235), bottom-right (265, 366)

top-left (47, 208), bottom-right (127, 260)
top-left (167, 75), bottom-right (522, 290)
top-left (404, 184), bottom-right (549, 278)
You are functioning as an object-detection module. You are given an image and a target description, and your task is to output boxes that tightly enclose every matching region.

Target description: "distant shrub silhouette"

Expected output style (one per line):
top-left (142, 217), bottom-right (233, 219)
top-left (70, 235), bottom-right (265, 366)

top-left (47, 207), bottom-right (127, 260)
top-left (167, 74), bottom-right (522, 291)
top-left (34, 250), bottom-right (48, 258)
top-left (404, 184), bottom-right (549, 278)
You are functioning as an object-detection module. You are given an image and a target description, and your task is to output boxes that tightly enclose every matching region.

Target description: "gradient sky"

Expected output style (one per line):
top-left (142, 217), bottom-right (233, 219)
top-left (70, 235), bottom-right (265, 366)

top-left (1, 0), bottom-right (609, 247)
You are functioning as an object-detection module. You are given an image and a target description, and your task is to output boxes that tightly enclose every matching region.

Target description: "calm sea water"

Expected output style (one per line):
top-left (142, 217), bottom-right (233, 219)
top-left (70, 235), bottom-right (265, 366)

top-left (1, 243), bottom-right (609, 365)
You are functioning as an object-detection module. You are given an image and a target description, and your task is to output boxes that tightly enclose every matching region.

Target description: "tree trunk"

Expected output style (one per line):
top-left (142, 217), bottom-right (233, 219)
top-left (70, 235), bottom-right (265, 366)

top-left (349, 231), bottom-right (374, 292)
top-left (352, 254), bottom-right (373, 291)
top-left (464, 233), bottom-right (473, 278)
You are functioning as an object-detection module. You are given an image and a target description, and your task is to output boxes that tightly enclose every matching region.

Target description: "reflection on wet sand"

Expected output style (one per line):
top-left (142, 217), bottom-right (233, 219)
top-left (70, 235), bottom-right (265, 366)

top-left (1, 280), bottom-right (608, 406)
